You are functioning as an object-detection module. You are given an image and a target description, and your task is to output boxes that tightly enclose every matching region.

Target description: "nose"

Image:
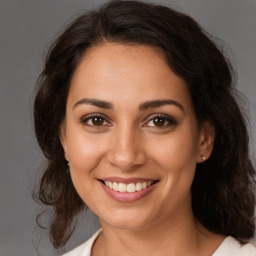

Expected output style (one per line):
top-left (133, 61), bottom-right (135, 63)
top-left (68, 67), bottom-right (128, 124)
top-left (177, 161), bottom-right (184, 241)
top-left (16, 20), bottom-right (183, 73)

top-left (107, 126), bottom-right (147, 171)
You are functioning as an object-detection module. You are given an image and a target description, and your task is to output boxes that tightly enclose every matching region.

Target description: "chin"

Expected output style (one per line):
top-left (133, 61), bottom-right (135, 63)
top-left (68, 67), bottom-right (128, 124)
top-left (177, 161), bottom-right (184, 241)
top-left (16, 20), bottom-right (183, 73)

top-left (98, 208), bottom-right (158, 231)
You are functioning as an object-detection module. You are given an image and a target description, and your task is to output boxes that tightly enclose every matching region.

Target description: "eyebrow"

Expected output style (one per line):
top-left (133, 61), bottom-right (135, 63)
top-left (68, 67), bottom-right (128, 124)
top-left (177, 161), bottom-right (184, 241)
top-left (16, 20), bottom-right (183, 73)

top-left (139, 99), bottom-right (184, 112)
top-left (73, 98), bottom-right (184, 112)
top-left (73, 98), bottom-right (113, 110)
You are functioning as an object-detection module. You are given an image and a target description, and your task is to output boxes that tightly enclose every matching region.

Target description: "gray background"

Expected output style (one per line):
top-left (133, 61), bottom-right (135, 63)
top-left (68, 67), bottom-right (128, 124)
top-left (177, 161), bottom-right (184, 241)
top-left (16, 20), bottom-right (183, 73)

top-left (0, 0), bottom-right (255, 255)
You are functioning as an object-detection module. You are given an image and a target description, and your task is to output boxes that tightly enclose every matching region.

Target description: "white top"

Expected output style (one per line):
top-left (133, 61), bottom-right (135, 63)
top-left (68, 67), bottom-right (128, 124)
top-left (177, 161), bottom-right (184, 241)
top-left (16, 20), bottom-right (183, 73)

top-left (62, 229), bottom-right (256, 256)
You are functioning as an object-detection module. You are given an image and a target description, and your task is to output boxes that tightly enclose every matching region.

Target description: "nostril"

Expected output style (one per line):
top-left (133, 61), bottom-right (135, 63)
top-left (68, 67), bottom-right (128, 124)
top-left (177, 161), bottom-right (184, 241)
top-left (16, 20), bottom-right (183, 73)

top-left (106, 142), bottom-right (147, 171)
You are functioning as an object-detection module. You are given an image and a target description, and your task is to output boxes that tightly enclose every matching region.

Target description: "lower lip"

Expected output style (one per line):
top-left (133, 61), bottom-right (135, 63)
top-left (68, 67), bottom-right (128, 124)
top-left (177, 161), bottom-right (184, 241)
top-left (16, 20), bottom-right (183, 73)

top-left (100, 182), bottom-right (156, 203)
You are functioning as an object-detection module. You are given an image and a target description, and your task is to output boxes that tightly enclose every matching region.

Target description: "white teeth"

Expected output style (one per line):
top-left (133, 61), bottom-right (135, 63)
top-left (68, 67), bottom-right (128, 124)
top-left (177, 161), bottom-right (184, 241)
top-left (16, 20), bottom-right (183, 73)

top-left (127, 183), bottom-right (136, 193)
top-left (136, 182), bottom-right (142, 191)
top-left (142, 182), bottom-right (147, 189)
top-left (104, 180), bottom-right (154, 193)
top-left (113, 182), bottom-right (118, 191)
top-left (108, 181), bottom-right (113, 189)
top-left (118, 183), bottom-right (127, 192)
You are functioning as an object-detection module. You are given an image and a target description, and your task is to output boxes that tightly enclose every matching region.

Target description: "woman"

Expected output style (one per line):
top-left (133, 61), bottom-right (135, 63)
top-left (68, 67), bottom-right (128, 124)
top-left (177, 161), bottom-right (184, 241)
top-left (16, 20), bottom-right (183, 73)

top-left (33, 1), bottom-right (256, 255)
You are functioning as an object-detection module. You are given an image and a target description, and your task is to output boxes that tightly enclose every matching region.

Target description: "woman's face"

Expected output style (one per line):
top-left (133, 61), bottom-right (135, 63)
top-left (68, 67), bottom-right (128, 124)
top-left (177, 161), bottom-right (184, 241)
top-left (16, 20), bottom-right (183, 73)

top-left (60, 43), bottom-right (214, 230)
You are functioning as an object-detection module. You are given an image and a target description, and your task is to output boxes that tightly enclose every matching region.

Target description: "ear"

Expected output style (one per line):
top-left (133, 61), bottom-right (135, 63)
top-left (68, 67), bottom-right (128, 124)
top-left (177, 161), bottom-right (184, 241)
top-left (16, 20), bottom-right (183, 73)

top-left (197, 121), bottom-right (215, 163)
top-left (59, 122), bottom-right (69, 161)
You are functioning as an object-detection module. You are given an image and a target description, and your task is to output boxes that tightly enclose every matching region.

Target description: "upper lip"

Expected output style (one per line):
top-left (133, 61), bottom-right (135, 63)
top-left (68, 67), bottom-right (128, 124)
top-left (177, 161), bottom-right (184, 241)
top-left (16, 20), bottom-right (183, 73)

top-left (98, 177), bottom-right (159, 184)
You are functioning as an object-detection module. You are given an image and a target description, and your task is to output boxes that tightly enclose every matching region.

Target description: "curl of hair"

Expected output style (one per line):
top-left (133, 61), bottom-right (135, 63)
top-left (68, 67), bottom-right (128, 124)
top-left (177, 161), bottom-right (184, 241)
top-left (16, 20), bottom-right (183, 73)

top-left (33, 0), bottom-right (255, 248)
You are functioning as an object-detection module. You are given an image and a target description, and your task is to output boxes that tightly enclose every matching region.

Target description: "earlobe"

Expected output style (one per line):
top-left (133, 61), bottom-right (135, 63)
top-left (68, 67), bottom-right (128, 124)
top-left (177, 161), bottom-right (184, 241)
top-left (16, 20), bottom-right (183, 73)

top-left (59, 124), bottom-right (69, 161)
top-left (197, 121), bottom-right (215, 163)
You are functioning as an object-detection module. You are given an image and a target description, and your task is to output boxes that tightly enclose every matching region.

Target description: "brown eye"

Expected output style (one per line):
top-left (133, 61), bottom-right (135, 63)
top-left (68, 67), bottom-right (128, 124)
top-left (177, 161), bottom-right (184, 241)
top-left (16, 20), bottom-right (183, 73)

top-left (81, 114), bottom-right (110, 127)
top-left (153, 117), bottom-right (166, 126)
top-left (145, 114), bottom-right (177, 128)
top-left (92, 116), bottom-right (104, 126)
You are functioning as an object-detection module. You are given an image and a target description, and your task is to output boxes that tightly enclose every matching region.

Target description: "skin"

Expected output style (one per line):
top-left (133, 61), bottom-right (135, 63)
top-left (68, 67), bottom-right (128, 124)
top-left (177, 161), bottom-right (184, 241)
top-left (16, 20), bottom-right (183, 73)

top-left (60, 43), bottom-right (224, 256)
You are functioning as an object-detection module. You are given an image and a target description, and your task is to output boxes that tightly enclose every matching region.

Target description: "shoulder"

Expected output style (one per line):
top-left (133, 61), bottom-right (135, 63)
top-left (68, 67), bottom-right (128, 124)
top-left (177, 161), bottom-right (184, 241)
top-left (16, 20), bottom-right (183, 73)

top-left (213, 236), bottom-right (256, 256)
top-left (62, 229), bottom-right (102, 256)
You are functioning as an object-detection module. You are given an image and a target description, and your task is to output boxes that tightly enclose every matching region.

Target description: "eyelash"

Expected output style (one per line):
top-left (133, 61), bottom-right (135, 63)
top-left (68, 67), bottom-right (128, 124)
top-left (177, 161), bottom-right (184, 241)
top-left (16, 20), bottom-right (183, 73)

top-left (80, 113), bottom-right (111, 128)
top-left (143, 114), bottom-right (177, 128)
top-left (80, 113), bottom-right (177, 129)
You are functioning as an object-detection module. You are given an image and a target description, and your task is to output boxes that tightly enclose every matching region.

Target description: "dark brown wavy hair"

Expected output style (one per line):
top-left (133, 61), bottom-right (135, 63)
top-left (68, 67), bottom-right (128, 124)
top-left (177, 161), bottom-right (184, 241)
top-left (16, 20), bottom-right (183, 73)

top-left (33, 0), bottom-right (255, 249)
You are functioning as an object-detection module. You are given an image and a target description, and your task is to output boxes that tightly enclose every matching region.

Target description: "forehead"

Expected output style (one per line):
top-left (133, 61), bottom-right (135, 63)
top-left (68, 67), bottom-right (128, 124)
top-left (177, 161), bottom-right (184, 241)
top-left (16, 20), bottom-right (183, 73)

top-left (68, 43), bottom-right (192, 109)
top-left (75, 43), bottom-right (169, 79)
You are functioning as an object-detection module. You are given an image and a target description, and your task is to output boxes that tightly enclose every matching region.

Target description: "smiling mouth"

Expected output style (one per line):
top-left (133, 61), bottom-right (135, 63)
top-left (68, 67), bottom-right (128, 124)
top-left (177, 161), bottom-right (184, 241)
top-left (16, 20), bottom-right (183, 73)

top-left (99, 180), bottom-right (159, 193)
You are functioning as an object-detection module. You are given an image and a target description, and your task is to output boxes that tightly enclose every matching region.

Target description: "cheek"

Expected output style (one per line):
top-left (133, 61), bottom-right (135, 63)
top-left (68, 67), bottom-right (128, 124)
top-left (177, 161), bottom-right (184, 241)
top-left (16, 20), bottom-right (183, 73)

top-left (66, 123), bottom-right (106, 167)
top-left (69, 140), bottom-right (101, 170)
top-left (151, 133), bottom-right (198, 213)
top-left (149, 128), bottom-right (199, 195)
top-left (67, 134), bottom-right (108, 207)
top-left (65, 129), bottom-right (108, 189)
top-left (148, 130), bottom-right (199, 171)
